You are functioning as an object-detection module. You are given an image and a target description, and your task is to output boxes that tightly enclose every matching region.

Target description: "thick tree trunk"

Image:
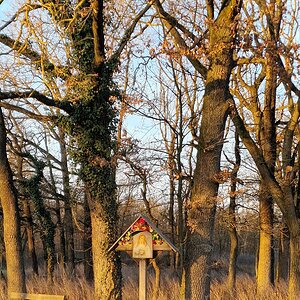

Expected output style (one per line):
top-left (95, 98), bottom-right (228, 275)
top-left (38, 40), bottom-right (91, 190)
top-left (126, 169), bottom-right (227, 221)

top-left (185, 86), bottom-right (228, 300)
top-left (87, 191), bottom-right (122, 300)
top-left (0, 107), bottom-right (26, 294)
top-left (185, 75), bottom-right (230, 299)
top-left (184, 3), bottom-right (241, 298)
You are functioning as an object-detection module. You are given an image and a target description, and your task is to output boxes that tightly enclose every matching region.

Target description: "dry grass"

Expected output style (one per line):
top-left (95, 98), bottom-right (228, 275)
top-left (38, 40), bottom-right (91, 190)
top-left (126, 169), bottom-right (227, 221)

top-left (122, 265), bottom-right (180, 300)
top-left (0, 266), bottom-right (288, 300)
top-left (0, 269), bottom-right (95, 300)
top-left (211, 275), bottom-right (288, 300)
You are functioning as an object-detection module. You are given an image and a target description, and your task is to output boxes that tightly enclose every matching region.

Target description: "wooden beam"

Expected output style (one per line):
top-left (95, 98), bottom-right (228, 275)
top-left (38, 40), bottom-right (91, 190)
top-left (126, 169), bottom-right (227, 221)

top-left (9, 292), bottom-right (66, 300)
top-left (139, 259), bottom-right (147, 300)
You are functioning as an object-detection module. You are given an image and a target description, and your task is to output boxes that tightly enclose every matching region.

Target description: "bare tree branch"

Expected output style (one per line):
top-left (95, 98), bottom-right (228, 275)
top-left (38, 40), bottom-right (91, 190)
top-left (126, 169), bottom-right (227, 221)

top-left (154, 0), bottom-right (208, 79)
top-left (109, 0), bottom-right (155, 67)
top-left (0, 102), bottom-right (51, 121)
top-left (0, 34), bottom-right (70, 80)
top-left (0, 90), bottom-right (73, 113)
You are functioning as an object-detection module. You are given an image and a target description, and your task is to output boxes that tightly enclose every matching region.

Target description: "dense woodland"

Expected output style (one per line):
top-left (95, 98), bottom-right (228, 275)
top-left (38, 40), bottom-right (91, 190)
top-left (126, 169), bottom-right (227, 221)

top-left (0, 0), bottom-right (300, 299)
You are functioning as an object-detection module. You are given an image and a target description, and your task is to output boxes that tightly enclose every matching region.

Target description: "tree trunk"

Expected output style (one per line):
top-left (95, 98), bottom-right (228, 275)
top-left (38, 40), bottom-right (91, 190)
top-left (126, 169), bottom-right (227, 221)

top-left (177, 165), bottom-right (185, 276)
top-left (257, 188), bottom-right (274, 294)
top-left (276, 223), bottom-right (289, 282)
top-left (152, 258), bottom-right (161, 300)
top-left (227, 131), bottom-right (240, 293)
top-left (256, 43), bottom-right (277, 294)
top-left (54, 196), bottom-right (66, 266)
top-left (153, 2), bottom-right (242, 298)
top-left (84, 191), bottom-right (93, 281)
top-left (22, 156), bottom-right (56, 280)
top-left (184, 2), bottom-right (241, 297)
top-left (17, 153), bottom-right (39, 276)
top-left (23, 199), bottom-right (39, 275)
top-left (0, 107), bottom-right (26, 294)
top-left (87, 191), bottom-right (122, 300)
top-left (45, 135), bottom-right (66, 268)
top-left (59, 127), bottom-right (75, 275)
top-left (288, 231), bottom-right (300, 299)
top-left (228, 226), bottom-right (238, 291)
top-left (185, 81), bottom-right (229, 299)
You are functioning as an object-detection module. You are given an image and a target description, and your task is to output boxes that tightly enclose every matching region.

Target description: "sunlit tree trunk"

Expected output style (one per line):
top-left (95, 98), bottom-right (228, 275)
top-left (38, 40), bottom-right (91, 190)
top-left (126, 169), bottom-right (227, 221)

top-left (256, 42), bottom-right (277, 295)
top-left (0, 107), bottom-right (26, 294)
top-left (154, 1), bottom-right (242, 298)
top-left (184, 3), bottom-right (242, 298)
top-left (86, 190), bottom-right (121, 299)
top-left (257, 189), bottom-right (274, 292)
top-left (288, 229), bottom-right (300, 298)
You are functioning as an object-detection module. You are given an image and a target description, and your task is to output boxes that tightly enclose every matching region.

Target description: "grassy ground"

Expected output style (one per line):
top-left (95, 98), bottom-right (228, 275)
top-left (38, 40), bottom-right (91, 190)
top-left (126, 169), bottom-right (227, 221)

top-left (0, 264), bottom-right (288, 299)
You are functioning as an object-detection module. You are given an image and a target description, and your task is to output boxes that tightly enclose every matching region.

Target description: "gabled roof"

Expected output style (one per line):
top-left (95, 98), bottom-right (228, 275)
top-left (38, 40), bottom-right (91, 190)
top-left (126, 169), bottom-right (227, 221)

top-left (108, 214), bottom-right (178, 253)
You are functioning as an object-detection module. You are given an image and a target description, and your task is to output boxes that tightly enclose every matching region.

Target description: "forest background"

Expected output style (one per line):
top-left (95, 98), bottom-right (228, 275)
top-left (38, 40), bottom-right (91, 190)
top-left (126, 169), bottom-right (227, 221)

top-left (0, 0), bottom-right (300, 299)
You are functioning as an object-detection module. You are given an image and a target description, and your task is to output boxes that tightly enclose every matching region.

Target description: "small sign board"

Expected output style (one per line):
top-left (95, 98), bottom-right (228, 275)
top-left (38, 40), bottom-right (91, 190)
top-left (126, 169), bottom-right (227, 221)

top-left (108, 215), bottom-right (178, 254)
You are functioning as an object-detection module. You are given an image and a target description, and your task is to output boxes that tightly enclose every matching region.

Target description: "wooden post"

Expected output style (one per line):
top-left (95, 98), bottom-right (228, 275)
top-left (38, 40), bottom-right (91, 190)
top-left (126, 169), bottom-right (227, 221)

top-left (139, 259), bottom-right (147, 300)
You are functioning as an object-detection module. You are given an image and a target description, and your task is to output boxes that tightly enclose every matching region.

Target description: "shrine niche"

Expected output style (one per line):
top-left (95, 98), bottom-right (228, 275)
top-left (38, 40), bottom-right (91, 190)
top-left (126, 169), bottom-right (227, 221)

top-left (133, 231), bottom-right (153, 259)
top-left (109, 214), bottom-right (178, 254)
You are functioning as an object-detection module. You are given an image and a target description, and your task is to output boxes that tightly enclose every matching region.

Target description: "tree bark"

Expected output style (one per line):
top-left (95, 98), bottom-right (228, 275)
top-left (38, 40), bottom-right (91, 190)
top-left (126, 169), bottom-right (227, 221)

top-left (184, 2), bottom-right (242, 299)
top-left (154, 1), bottom-right (242, 298)
top-left (256, 43), bottom-right (277, 294)
top-left (257, 189), bottom-right (274, 293)
top-left (87, 190), bottom-right (122, 300)
top-left (17, 153), bottom-right (39, 276)
top-left (45, 134), bottom-right (66, 267)
top-left (0, 107), bottom-right (26, 294)
top-left (227, 131), bottom-right (240, 293)
top-left (23, 199), bottom-right (39, 275)
top-left (276, 223), bottom-right (289, 282)
top-left (288, 231), bottom-right (300, 298)
top-left (59, 127), bottom-right (75, 275)
top-left (83, 192), bottom-right (93, 281)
